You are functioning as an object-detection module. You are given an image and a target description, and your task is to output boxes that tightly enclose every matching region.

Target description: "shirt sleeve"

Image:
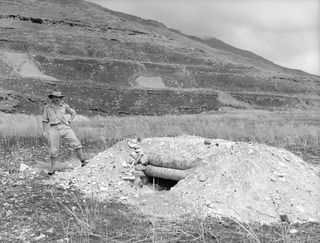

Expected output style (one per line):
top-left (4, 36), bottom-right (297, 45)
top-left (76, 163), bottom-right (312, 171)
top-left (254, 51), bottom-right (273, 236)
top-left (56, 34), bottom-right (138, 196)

top-left (65, 104), bottom-right (76, 116)
top-left (42, 105), bottom-right (49, 123)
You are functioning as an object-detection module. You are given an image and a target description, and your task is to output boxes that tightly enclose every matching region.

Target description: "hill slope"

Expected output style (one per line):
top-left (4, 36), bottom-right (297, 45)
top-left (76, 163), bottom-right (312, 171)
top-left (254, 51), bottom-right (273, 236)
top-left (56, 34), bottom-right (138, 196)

top-left (0, 0), bottom-right (319, 114)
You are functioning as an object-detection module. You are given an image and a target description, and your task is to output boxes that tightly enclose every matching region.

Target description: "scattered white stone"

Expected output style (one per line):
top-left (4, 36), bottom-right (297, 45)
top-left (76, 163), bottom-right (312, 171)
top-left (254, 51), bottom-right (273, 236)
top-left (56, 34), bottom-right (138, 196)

top-left (289, 229), bottom-right (298, 234)
top-left (198, 174), bottom-right (207, 182)
top-left (121, 175), bottom-right (135, 181)
top-left (57, 238), bottom-right (69, 243)
top-left (33, 234), bottom-right (46, 240)
top-left (130, 151), bottom-right (138, 159)
top-left (133, 170), bottom-right (145, 177)
top-left (6, 210), bottom-right (13, 217)
top-left (100, 186), bottom-right (108, 191)
top-left (123, 172), bottom-right (133, 176)
top-left (46, 228), bottom-right (54, 234)
top-left (140, 154), bottom-right (149, 165)
top-left (117, 181), bottom-right (124, 186)
top-left (307, 217), bottom-right (317, 222)
top-left (122, 161), bottom-right (129, 168)
top-left (135, 148), bottom-right (143, 153)
top-left (127, 158), bottom-right (135, 166)
top-left (248, 149), bottom-right (254, 155)
top-left (19, 163), bottom-right (29, 172)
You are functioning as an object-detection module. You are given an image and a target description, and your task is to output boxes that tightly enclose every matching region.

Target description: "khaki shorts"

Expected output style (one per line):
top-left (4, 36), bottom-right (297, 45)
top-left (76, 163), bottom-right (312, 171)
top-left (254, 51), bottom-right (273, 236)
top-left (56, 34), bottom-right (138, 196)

top-left (47, 124), bottom-right (82, 158)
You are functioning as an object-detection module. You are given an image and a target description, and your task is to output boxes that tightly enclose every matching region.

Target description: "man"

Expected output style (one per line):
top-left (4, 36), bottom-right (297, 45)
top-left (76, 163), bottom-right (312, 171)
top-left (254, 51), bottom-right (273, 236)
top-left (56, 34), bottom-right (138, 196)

top-left (42, 91), bottom-right (88, 175)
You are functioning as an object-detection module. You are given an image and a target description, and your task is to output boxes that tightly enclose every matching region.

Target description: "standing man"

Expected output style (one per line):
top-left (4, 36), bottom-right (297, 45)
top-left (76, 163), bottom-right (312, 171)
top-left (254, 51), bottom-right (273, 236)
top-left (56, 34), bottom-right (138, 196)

top-left (42, 91), bottom-right (88, 175)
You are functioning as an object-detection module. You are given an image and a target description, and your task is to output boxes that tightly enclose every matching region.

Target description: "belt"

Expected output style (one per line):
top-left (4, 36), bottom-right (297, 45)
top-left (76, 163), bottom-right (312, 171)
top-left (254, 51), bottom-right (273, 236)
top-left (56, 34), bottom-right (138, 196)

top-left (50, 123), bottom-right (61, 126)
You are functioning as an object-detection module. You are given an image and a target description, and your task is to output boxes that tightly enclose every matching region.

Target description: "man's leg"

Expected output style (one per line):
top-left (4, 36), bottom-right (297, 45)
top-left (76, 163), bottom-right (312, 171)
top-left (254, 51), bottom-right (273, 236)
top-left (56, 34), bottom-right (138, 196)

top-left (48, 127), bottom-right (61, 174)
top-left (75, 148), bottom-right (88, 166)
top-left (62, 126), bottom-right (88, 166)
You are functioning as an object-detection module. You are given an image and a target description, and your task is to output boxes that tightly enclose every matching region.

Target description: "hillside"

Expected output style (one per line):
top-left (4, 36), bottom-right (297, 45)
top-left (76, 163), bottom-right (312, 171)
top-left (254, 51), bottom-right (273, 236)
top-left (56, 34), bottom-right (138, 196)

top-left (0, 0), bottom-right (319, 115)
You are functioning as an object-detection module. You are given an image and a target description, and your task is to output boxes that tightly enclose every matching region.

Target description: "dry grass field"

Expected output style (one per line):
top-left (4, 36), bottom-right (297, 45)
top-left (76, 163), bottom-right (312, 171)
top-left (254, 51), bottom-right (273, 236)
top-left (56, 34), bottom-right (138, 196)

top-left (1, 109), bottom-right (320, 163)
top-left (1, 109), bottom-right (320, 242)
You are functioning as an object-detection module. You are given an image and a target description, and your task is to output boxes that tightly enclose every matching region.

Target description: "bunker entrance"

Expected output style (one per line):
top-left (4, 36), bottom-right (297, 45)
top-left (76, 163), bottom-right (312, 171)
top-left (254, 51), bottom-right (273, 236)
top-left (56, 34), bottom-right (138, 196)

top-left (145, 176), bottom-right (179, 191)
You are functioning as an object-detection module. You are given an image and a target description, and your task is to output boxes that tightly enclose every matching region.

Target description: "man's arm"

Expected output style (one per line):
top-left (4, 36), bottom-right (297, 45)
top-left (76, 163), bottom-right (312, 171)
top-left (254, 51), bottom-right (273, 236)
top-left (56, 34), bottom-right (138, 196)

top-left (42, 121), bottom-right (49, 137)
top-left (65, 104), bottom-right (76, 124)
top-left (42, 105), bottom-right (49, 137)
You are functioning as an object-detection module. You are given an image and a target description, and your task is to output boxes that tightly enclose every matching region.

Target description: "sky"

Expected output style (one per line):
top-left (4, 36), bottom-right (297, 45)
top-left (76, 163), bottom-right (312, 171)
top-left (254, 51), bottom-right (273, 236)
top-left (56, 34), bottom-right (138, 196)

top-left (88, 0), bottom-right (320, 75)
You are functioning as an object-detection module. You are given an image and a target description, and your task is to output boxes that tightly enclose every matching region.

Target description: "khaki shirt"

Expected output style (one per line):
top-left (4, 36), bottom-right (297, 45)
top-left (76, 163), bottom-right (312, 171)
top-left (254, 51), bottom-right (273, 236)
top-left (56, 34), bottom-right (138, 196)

top-left (43, 102), bottom-right (76, 125)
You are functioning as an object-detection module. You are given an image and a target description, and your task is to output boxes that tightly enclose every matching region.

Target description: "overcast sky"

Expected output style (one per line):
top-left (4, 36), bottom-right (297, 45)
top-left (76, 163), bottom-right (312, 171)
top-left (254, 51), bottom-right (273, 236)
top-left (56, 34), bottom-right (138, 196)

top-left (88, 0), bottom-right (320, 75)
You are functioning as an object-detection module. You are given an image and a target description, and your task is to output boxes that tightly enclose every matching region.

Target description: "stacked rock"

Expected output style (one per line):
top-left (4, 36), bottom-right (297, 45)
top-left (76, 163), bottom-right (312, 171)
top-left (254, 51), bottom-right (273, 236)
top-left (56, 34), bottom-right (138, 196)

top-left (121, 138), bottom-right (149, 187)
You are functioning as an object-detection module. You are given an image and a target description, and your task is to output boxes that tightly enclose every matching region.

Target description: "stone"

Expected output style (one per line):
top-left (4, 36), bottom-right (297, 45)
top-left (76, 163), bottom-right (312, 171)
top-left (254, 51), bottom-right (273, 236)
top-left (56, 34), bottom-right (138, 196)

top-left (132, 170), bottom-right (146, 177)
top-left (198, 174), bottom-right (207, 182)
top-left (121, 175), bottom-right (135, 181)
top-left (141, 176), bottom-right (149, 185)
top-left (57, 238), bottom-right (69, 243)
top-left (133, 177), bottom-right (143, 188)
top-left (289, 229), bottom-right (298, 234)
top-left (135, 164), bottom-right (146, 171)
top-left (19, 163), bottom-right (29, 172)
top-left (139, 154), bottom-right (149, 165)
top-left (121, 161), bottom-right (130, 168)
top-left (6, 210), bottom-right (13, 217)
top-left (130, 151), bottom-right (138, 159)
top-left (119, 196), bottom-right (128, 201)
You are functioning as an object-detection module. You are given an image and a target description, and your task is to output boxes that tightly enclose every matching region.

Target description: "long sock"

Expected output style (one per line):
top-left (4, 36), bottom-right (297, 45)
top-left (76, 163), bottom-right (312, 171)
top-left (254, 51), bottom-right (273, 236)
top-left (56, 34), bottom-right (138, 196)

top-left (50, 158), bottom-right (56, 173)
top-left (75, 148), bottom-right (86, 162)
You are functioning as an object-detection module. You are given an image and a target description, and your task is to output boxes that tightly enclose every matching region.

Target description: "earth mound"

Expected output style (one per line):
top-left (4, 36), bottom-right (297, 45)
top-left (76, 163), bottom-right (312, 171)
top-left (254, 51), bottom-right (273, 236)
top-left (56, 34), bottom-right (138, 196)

top-left (49, 136), bottom-right (320, 224)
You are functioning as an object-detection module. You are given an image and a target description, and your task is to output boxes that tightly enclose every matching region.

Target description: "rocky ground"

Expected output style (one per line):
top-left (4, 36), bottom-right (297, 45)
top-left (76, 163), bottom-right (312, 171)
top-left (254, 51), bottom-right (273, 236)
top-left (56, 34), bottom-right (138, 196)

top-left (46, 136), bottom-right (320, 224)
top-left (0, 169), bottom-right (155, 242)
top-left (1, 168), bottom-right (320, 243)
top-left (1, 136), bottom-right (320, 242)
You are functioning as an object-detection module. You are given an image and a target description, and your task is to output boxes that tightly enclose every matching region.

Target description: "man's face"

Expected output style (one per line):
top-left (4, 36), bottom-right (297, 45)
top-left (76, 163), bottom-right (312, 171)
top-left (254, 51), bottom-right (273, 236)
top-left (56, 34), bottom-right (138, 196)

top-left (52, 96), bottom-right (63, 104)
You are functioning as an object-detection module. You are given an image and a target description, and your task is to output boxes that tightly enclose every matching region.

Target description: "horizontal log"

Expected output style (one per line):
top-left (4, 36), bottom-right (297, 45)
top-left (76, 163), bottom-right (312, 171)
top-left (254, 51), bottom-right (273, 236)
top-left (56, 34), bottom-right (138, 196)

top-left (144, 165), bottom-right (191, 181)
top-left (148, 154), bottom-right (201, 170)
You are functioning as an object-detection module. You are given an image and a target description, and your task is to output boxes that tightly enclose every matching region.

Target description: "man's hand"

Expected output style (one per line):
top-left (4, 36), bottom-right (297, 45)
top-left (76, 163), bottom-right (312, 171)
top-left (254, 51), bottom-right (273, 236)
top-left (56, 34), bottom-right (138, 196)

top-left (43, 131), bottom-right (48, 138)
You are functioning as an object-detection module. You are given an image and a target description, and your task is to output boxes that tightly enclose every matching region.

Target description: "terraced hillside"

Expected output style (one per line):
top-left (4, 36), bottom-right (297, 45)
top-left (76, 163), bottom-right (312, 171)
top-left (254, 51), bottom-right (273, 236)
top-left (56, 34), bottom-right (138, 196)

top-left (0, 0), bottom-right (319, 114)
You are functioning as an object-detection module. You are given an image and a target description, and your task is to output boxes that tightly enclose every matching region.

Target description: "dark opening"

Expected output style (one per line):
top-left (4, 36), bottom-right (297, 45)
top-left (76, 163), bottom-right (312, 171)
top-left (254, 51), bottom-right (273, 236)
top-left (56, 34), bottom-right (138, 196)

top-left (145, 176), bottom-right (179, 191)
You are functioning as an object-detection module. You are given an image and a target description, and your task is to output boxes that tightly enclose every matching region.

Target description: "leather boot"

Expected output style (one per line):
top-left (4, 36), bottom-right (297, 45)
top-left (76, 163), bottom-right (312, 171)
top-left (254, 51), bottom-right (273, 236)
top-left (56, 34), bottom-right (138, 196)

top-left (48, 157), bottom-right (56, 175)
top-left (75, 148), bottom-right (88, 167)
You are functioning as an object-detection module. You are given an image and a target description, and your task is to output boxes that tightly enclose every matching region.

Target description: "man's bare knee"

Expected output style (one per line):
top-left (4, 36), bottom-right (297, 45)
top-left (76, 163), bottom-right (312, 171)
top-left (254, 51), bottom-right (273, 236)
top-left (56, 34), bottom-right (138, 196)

top-left (50, 151), bottom-right (59, 159)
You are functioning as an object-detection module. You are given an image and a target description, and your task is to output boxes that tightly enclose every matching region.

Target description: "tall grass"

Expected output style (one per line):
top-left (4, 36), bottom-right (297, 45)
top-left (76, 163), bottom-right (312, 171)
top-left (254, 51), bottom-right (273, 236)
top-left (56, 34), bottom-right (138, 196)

top-left (1, 109), bottom-right (320, 155)
top-left (1, 109), bottom-right (320, 172)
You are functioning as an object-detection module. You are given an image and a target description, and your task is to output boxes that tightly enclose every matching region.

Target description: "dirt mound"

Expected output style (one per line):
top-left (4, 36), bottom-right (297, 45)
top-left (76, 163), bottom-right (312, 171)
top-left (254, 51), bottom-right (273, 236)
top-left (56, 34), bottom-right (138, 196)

top-left (48, 136), bottom-right (320, 224)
